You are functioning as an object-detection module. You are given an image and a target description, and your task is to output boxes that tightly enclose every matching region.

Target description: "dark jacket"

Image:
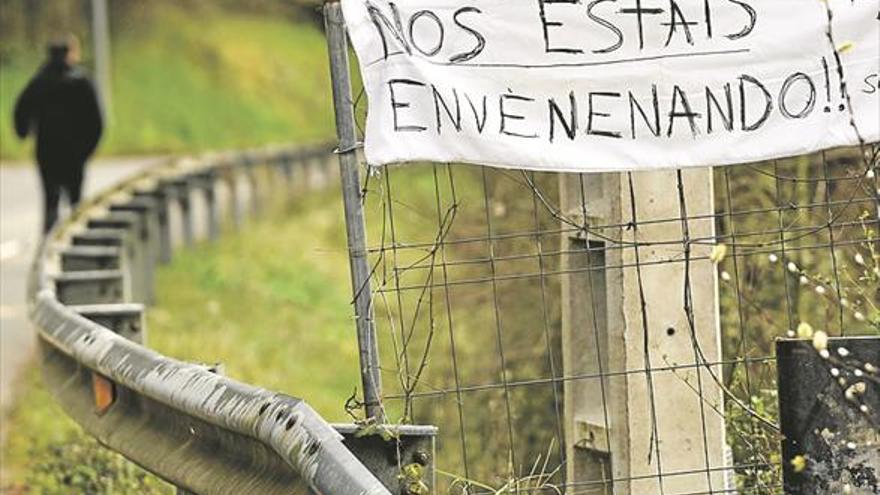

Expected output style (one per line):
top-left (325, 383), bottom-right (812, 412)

top-left (14, 60), bottom-right (103, 167)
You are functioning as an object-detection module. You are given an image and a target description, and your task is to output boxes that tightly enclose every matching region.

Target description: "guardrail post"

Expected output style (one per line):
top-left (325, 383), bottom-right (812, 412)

top-left (335, 424), bottom-right (437, 494)
top-left (192, 170), bottom-right (219, 241)
top-left (777, 337), bottom-right (879, 494)
top-left (61, 246), bottom-right (121, 271)
top-left (308, 148), bottom-right (333, 189)
top-left (70, 303), bottom-right (146, 344)
top-left (279, 151), bottom-right (295, 189)
top-left (55, 270), bottom-right (126, 305)
top-left (243, 157), bottom-right (261, 217)
top-left (325, 0), bottom-right (384, 422)
top-left (87, 212), bottom-right (147, 304)
top-left (111, 197), bottom-right (159, 305)
top-left (222, 168), bottom-right (243, 230)
top-left (168, 178), bottom-right (194, 248)
top-left (131, 190), bottom-right (163, 263)
top-left (71, 229), bottom-right (133, 301)
top-left (150, 187), bottom-right (174, 265)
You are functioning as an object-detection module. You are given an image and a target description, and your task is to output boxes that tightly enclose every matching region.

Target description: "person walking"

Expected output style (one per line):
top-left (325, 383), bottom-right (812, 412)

top-left (13, 35), bottom-right (104, 234)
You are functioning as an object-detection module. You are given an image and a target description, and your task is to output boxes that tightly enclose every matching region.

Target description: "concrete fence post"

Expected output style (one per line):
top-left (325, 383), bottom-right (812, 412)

top-left (560, 169), bottom-right (727, 494)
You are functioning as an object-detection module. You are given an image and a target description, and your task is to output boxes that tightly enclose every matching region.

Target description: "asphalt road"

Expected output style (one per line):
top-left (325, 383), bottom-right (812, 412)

top-left (0, 157), bottom-right (165, 423)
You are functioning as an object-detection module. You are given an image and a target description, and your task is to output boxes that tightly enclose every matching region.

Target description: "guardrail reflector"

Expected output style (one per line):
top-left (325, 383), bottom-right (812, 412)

top-left (92, 372), bottom-right (116, 414)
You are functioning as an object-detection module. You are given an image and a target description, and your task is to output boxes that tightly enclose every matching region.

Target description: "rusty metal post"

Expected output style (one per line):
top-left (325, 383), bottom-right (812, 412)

top-left (324, 0), bottom-right (384, 422)
top-left (777, 337), bottom-right (880, 494)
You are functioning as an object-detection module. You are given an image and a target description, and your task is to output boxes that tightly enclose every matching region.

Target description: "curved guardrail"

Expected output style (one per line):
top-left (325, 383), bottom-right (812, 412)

top-left (26, 145), bottom-right (398, 494)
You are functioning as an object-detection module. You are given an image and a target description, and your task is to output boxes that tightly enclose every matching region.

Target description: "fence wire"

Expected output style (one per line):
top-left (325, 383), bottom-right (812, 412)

top-left (350, 136), bottom-right (877, 494)
top-left (342, 9), bottom-right (879, 494)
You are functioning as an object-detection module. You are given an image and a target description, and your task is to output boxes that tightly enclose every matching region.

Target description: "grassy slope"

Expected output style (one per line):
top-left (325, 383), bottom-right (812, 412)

top-left (1, 7), bottom-right (345, 492)
top-left (1, 188), bottom-right (359, 492)
top-left (1, 7), bottom-right (334, 160)
top-left (147, 189), bottom-right (360, 420)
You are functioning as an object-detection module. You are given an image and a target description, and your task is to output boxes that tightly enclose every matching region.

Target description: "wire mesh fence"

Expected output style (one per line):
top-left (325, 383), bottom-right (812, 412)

top-left (325, 2), bottom-right (880, 492)
top-left (345, 76), bottom-right (878, 493)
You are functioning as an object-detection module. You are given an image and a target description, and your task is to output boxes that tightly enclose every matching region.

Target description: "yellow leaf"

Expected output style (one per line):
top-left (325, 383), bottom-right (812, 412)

top-left (837, 42), bottom-right (855, 54)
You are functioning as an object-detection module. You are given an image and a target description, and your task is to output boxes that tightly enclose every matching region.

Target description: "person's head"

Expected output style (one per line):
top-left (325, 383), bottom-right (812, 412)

top-left (47, 34), bottom-right (81, 66)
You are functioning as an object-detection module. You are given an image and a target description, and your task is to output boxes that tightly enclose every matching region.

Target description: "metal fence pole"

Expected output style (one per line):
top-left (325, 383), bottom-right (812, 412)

top-left (324, 0), bottom-right (384, 422)
top-left (777, 337), bottom-right (880, 494)
top-left (90, 0), bottom-right (112, 117)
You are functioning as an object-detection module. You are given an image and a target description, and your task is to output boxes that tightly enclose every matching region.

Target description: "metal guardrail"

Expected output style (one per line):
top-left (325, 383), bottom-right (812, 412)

top-left (25, 145), bottom-right (417, 494)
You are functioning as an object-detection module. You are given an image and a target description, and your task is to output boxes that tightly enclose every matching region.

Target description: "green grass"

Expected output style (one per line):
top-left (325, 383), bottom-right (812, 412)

top-left (0, 187), bottom-right (359, 492)
top-left (147, 188), bottom-right (360, 420)
top-left (1, 6), bottom-right (334, 160)
top-left (1, 366), bottom-right (172, 494)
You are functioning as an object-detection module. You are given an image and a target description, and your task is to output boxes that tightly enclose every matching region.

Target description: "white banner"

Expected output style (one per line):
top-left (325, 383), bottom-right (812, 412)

top-left (341, 0), bottom-right (879, 172)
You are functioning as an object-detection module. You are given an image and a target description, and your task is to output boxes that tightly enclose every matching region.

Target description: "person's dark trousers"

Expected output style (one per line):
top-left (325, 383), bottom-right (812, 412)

top-left (38, 161), bottom-right (85, 234)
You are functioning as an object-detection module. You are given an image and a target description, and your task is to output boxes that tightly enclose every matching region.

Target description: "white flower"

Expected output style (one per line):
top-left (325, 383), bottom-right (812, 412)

top-left (799, 275), bottom-right (809, 285)
top-left (838, 347), bottom-right (850, 357)
top-left (840, 298), bottom-right (850, 308)
top-left (864, 362), bottom-right (877, 373)
top-left (812, 330), bottom-right (828, 351)
top-left (860, 405), bottom-right (869, 414)
top-left (798, 322), bottom-right (815, 339)
top-left (854, 253), bottom-right (866, 266)
top-left (768, 253), bottom-right (779, 263)
top-left (846, 441), bottom-right (856, 451)
top-left (788, 262), bottom-right (799, 273)
top-left (854, 369), bottom-right (863, 377)
top-left (854, 312), bottom-right (866, 322)
top-left (830, 368), bottom-right (840, 377)
top-left (710, 244), bottom-right (728, 264)
top-left (867, 168), bottom-right (876, 179)
top-left (720, 271), bottom-right (731, 282)
top-left (815, 285), bottom-right (826, 295)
